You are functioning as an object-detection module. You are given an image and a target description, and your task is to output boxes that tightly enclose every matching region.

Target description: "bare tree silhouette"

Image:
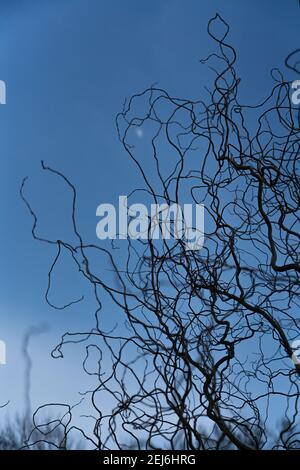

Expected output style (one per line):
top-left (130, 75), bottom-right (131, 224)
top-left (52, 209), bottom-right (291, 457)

top-left (0, 326), bottom-right (81, 450)
top-left (20, 15), bottom-right (300, 450)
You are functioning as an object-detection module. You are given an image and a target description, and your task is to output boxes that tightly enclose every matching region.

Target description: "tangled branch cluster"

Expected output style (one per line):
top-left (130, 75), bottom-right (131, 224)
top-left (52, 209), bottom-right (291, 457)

top-left (20, 15), bottom-right (300, 450)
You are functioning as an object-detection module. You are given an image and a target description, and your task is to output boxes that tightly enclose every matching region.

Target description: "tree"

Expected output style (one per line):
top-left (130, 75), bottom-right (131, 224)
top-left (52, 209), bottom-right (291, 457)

top-left (0, 327), bottom-right (80, 450)
top-left (21, 15), bottom-right (300, 450)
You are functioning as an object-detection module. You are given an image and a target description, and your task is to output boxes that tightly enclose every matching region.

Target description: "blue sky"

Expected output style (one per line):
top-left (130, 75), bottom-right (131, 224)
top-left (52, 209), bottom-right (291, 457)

top-left (0, 0), bottom-right (299, 433)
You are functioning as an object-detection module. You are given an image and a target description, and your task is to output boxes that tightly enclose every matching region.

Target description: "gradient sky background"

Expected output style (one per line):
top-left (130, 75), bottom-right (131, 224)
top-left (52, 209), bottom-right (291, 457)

top-left (0, 0), bottom-right (299, 433)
